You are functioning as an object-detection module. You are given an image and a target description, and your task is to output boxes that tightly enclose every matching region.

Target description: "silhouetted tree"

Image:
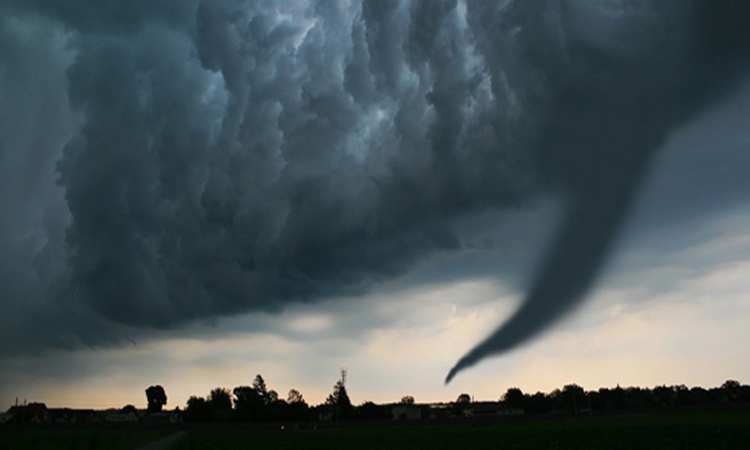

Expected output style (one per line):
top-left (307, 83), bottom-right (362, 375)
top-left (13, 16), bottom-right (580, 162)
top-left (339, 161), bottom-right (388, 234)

top-left (209, 387), bottom-right (232, 411)
top-left (231, 376), bottom-right (294, 421)
top-left (283, 389), bottom-right (309, 421)
top-left (268, 398), bottom-right (288, 421)
top-left (560, 384), bottom-right (586, 414)
top-left (707, 386), bottom-right (727, 404)
top-left (400, 395), bottom-right (415, 405)
top-left (234, 385), bottom-right (264, 421)
top-left (673, 385), bottom-right (692, 406)
top-left (548, 388), bottom-right (563, 411)
top-left (625, 386), bottom-right (652, 408)
top-left (288, 389), bottom-right (304, 404)
top-left (652, 385), bottom-right (674, 408)
top-left (253, 374), bottom-right (270, 404)
top-left (525, 391), bottom-right (552, 414)
top-left (145, 385), bottom-right (167, 413)
top-left (722, 380), bottom-right (741, 402)
top-left (121, 404), bottom-right (137, 415)
top-left (326, 380), bottom-right (353, 420)
top-left (689, 386), bottom-right (708, 406)
top-left (501, 387), bottom-right (525, 410)
top-left (235, 374), bottom-right (277, 419)
top-left (737, 383), bottom-right (750, 403)
top-left (600, 385), bottom-right (626, 410)
top-left (185, 396), bottom-right (211, 422)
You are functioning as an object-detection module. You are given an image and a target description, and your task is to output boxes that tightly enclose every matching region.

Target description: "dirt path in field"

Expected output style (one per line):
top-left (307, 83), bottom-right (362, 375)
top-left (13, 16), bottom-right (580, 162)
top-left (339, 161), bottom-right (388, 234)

top-left (134, 430), bottom-right (187, 450)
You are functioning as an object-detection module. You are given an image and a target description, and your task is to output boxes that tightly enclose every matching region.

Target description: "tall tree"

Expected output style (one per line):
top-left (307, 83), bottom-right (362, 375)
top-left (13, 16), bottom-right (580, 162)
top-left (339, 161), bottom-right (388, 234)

top-left (525, 391), bottom-right (552, 414)
top-left (287, 389), bottom-right (304, 404)
top-left (561, 384), bottom-right (586, 414)
top-left (233, 385), bottom-right (263, 420)
top-left (185, 396), bottom-right (211, 422)
top-left (145, 385), bottom-right (167, 413)
top-left (326, 380), bottom-right (353, 420)
top-left (722, 380), bottom-right (741, 402)
top-left (652, 385), bottom-right (674, 408)
top-left (286, 388), bottom-right (309, 421)
top-left (253, 374), bottom-right (269, 404)
top-left (209, 387), bottom-right (232, 411)
top-left (501, 387), bottom-right (525, 409)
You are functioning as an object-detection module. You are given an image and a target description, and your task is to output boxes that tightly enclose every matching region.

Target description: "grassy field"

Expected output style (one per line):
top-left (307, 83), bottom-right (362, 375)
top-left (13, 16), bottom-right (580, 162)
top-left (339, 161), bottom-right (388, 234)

top-left (169, 410), bottom-right (750, 450)
top-left (1, 410), bottom-right (747, 450)
top-left (0, 428), bottom-right (174, 450)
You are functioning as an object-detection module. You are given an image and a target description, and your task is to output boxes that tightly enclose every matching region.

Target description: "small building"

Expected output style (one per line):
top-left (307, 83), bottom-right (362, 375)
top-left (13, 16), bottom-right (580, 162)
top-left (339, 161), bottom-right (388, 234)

top-left (426, 403), bottom-right (453, 420)
top-left (466, 402), bottom-right (525, 418)
top-left (46, 408), bottom-right (99, 424)
top-left (47, 408), bottom-right (72, 423)
top-left (466, 401), bottom-right (498, 418)
top-left (7, 403), bottom-right (48, 423)
top-left (391, 404), bottom-right (424, 420)
top-left (104, 410), bottom-right (140, 423)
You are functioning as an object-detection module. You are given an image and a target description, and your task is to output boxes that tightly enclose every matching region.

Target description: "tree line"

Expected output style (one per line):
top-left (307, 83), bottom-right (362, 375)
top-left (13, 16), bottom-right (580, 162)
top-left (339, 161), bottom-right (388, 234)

top-left (147, 378), bottom-right (749, 423)
top-left (179, 372), bottom-right (360, 423)
top-left (498, 380), bottom-right (750, 415)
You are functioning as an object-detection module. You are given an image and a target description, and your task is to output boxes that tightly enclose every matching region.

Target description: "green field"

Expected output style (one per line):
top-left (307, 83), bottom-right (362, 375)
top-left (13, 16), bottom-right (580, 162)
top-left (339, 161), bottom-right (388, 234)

top-left (170, 410), bottom-right (750, 450)
top-left (0, 428), bottom-right (174, 450)
top-left (1, 411), bottom-right (748, 450)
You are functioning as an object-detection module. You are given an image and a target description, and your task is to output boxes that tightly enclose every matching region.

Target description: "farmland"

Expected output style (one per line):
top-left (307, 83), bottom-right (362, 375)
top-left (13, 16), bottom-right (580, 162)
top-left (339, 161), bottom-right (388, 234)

top-left (0, 427), bottom-right (173, 450)
top-left (168, 410), bottom-right (750, 450)
top-left (2, 409), bottom-right (748, 449)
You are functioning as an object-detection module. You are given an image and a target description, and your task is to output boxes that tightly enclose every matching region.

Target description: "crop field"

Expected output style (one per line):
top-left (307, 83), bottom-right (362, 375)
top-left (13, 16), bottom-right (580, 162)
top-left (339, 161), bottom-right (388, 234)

top-left (1, 410), bottom-right (747, 450)
top-left (169, 410), bottom-right (750, 450)
top-left (0, 427), bottom-right (173, 450)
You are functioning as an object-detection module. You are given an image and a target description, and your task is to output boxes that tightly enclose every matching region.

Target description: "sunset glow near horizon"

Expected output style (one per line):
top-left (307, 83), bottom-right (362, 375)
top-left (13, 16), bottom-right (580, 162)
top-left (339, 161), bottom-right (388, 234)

top-left (1, 1), bottom-right (749, 411)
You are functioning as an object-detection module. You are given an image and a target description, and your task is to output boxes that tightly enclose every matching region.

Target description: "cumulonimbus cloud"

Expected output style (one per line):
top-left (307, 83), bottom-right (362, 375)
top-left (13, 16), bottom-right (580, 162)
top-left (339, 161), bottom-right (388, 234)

top-left (1, 1), bottom-right (749, 376)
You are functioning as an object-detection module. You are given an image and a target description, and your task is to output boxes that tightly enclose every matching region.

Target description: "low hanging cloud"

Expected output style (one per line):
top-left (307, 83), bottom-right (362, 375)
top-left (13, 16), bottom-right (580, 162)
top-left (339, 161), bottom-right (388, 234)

top-left (1, 0), bottom-right (749, 382)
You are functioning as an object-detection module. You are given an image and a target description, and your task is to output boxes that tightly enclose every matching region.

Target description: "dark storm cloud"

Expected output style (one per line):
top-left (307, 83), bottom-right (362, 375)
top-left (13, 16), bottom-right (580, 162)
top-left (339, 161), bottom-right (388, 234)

top-left (0, 0), bottom-right (749, 371)
top-left (446, 0), bottom-right (750, 381)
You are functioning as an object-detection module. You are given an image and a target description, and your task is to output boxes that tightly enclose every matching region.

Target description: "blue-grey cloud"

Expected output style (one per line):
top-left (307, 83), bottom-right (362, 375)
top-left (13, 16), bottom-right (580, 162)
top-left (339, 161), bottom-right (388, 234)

top-left (0, 0), bottom-right (748, 382)
top-left (446, 0), bottom-right (750, 382)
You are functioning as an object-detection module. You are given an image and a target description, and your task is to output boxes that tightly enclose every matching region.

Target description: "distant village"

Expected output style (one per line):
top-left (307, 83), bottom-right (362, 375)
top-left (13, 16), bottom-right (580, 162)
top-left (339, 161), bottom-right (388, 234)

top-left (3, 374), bottom-right (749, 427)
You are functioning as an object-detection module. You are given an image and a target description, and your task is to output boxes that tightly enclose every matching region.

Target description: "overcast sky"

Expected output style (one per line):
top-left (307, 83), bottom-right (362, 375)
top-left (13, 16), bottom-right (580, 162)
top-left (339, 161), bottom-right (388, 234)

top-left (1, 0), bottom-right (749, 409)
